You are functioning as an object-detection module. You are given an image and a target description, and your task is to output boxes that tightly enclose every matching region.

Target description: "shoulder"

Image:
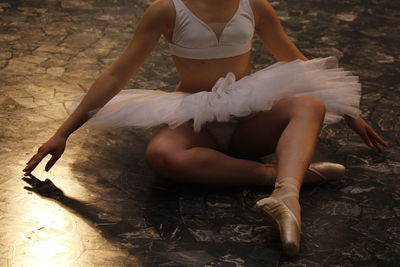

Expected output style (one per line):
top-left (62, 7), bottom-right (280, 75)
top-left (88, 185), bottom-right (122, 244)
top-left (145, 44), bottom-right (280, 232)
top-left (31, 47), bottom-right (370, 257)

top-left (248, 0), bottom-right (280, 29)
top-left (140, 0), bottom-right (175, 32)
top-left (146, 0), bottom-right (175, 16)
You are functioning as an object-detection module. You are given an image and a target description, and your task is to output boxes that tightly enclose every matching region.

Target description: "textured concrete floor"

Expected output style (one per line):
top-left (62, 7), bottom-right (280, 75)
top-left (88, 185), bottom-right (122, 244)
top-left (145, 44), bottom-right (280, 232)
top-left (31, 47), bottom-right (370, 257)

top-left (1, 0), bottom-right (399, 266)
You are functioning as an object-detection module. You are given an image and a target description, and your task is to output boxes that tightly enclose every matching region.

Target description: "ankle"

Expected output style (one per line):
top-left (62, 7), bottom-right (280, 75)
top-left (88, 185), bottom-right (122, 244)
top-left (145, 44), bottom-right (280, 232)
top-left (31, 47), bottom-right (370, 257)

top-left (271, 188), bottom-right (299, 201)
top-left (271, 177), bottom-right (301, 200)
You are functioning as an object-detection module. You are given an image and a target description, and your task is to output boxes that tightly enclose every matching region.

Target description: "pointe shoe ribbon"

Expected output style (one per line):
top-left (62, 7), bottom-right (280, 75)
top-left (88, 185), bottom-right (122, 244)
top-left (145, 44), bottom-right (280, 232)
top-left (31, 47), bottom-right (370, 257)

top-left (256, 177), bottom-right (301, 256)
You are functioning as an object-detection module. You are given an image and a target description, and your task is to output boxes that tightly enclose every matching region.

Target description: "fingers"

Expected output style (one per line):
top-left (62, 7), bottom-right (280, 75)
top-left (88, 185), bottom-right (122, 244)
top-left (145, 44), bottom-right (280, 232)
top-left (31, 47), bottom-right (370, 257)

top-left (23, 150), bottom-right (63, 174)
top-left (366, 126), bottom-right (389, 147)
top-left (360, 131), bottom-right (373, 148)
top-left (23, 137), bottom-right (66, 175)
top-left (365, 127), bottom-right (389, 152)
top-left (23, 151), bottom-right (47, 175)
top-left (45, 154), bottom-right (61, 172)
top-left (370, 138), bottom-right (384, 152)
top-left (355, 120), bottom-right (389, 152)
top-left (25, 152), bottom-right (39, 168)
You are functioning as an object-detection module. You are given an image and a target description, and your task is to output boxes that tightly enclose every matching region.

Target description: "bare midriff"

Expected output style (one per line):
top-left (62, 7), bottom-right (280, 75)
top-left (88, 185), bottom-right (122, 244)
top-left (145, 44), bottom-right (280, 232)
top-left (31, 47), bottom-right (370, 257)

top-left (172, 51), bottom-right (252, 93)
top-left (162, 0), bottom-right (253, 94)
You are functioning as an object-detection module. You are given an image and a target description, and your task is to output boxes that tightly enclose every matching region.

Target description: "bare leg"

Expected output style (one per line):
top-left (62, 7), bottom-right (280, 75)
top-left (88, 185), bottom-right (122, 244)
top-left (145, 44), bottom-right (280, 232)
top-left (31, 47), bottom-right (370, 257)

top-left (146, 123), bottom-right (271, 185)
top-left (146, 96), bottom-right (326, 190)
top-left (146, 100), bottom-right (328, 191)
top-left (227, 95), bottom-right (326, 225)
top-left (249, 96), bottom-right (326, 256)
top-left (271, 97), bottom-right (326, 225)
top-left (146, 96), bottom-right (327, 256)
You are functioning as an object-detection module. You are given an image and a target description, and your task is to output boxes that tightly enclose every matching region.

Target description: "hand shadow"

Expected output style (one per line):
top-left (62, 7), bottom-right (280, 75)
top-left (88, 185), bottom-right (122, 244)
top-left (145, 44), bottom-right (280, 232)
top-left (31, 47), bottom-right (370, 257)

top-left (22, 174), bottom-right (135, 239)
top-left (23, 174), bottom-right (65, 201)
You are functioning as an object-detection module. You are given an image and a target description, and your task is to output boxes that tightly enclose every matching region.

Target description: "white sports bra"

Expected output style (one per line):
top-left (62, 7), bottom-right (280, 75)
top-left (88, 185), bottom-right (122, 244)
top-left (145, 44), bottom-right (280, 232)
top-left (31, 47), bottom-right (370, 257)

top-left (168, 0), bottom-right (255, 59)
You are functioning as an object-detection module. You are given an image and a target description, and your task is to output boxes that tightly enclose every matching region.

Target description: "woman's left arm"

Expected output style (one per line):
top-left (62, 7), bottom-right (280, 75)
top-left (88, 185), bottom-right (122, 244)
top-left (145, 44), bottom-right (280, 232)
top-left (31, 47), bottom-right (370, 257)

top-left (252, 0), bottom-right (389, 151)
top-left (251, 0), bottom-right (307, 62)
top-left (253, 0), bottom-right (389, 152)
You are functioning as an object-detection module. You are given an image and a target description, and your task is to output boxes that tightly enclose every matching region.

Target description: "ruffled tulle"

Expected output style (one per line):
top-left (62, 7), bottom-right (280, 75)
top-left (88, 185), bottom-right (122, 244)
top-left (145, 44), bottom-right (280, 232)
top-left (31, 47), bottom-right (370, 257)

top-left (68, 56), bottom-right (361, 132)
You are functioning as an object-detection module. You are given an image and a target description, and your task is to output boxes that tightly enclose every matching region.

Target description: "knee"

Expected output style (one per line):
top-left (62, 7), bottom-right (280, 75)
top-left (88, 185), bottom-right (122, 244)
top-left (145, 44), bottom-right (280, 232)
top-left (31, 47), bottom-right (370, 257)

top-left (145, 143), bottom-right (187, 179)
top-left (290, 96), bottom-right (326, 120)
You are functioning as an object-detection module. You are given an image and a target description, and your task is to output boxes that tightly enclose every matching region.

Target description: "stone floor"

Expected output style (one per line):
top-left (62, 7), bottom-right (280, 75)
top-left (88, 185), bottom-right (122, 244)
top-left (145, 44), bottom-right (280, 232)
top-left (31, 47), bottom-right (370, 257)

top-left (1, 0), bottom-right (399, 266)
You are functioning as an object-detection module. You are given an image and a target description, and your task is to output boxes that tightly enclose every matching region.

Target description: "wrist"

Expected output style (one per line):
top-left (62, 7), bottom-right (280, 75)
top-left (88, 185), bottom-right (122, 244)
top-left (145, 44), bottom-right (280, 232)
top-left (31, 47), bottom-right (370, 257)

top-left (54, 130), bottom-right (70, 140)
top-left (343, 114), bottom-right (358, 122)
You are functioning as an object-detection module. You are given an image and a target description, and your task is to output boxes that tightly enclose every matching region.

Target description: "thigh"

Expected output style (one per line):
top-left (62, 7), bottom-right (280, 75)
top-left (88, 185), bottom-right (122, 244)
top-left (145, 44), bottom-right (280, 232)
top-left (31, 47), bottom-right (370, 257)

top-left (146, 122), bottom-right (217, 155)
top-left (228, 97), bottom-right (295, 158)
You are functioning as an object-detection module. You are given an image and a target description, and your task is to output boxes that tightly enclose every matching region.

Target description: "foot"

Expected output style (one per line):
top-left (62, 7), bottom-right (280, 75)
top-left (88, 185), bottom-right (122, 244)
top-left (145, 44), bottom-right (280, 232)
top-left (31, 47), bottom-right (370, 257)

top-left (256, 177), bottom-right (301, 256)
top-left (307, 162), bottom-right (345, 184)
top-left (263, 162), bottom-right (345, 185)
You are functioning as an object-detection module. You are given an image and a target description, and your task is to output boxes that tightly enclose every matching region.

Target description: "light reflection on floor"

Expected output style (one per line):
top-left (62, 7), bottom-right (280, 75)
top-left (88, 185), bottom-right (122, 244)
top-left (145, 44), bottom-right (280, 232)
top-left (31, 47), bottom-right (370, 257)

top-left (3, 163), bottom-right (139, 267)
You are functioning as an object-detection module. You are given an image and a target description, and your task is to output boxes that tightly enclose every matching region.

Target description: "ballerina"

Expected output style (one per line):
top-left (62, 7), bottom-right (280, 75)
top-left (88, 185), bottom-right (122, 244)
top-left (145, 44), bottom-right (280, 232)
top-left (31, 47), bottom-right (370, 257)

top-left (23, 0), bottom-right (388, 256)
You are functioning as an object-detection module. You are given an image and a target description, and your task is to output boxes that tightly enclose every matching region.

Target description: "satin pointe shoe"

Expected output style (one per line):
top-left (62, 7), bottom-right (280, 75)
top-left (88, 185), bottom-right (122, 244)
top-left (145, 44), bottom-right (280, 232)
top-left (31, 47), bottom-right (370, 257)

top-left (256, 178), bottom-right (301, 256)
top-left (308, 162), bottom-right (345, 183)
top-left (264, 162), bottom-right (345, 184)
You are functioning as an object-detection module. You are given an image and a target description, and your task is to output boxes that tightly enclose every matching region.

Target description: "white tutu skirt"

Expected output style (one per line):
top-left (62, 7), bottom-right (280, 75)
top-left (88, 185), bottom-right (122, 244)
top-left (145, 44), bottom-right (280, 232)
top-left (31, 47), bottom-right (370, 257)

top-left (69, 57), bottom-right (361, 133)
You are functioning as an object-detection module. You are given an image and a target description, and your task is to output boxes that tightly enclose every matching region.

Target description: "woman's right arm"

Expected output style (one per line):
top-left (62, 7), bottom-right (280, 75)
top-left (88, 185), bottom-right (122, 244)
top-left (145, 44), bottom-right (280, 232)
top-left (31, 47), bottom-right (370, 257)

top-left (23, 0), bottom-right (171, 175)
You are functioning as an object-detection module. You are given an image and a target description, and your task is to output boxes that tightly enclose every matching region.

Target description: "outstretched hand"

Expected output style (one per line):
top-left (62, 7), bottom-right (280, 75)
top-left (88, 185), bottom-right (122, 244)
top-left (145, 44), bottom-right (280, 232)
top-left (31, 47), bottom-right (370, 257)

top-left (23, 135), bottom-right (67, 175)
top-left (344, 115), bottom-right (389, 152)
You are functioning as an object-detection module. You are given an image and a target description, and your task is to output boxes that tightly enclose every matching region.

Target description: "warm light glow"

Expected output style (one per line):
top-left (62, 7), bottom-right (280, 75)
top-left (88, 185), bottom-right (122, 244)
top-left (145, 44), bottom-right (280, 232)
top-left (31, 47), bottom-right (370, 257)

top-left (6, 166), bottom-right (110, 266)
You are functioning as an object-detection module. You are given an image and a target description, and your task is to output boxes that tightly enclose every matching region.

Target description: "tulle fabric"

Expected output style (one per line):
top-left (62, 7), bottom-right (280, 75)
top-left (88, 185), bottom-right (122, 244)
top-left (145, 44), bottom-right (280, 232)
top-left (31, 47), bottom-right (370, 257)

top-left (68, 56), bottom-right (361, 133)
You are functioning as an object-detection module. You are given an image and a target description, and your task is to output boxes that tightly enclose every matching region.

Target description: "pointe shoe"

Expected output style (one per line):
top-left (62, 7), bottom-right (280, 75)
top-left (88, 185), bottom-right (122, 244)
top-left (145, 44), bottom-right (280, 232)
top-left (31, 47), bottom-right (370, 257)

top-left (256, 178), bottom-right (301, 256)
top-left (264, 161), bottom-right (345, 184)
top-left (308, 162), bottom-right (346, 183)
